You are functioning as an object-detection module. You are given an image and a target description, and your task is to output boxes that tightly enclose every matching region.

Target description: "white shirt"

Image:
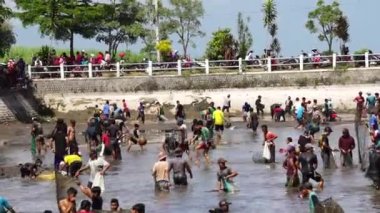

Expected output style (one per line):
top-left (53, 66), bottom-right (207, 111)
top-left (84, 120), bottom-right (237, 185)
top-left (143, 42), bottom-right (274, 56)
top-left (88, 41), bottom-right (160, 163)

top-left (223, 97), bottom-right (230, 107)
top-left (87, 157), bottom-right (110, 182)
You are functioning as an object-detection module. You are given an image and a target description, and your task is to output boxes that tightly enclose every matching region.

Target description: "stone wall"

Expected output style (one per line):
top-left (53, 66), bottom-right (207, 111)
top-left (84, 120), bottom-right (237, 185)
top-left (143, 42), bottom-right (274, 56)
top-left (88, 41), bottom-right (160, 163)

top-left (32, 68), bottom-right (380, 95)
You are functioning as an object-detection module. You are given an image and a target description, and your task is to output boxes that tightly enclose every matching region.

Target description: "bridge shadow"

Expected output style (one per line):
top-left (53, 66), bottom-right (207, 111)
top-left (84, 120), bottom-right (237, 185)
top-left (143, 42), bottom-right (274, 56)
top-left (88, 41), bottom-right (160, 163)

top-left (0, 83), bottom-right (54, 123)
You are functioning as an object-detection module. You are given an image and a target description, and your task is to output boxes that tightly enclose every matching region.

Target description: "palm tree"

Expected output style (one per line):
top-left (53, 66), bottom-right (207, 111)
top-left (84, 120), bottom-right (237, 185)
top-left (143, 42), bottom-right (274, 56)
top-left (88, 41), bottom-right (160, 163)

top-left (262, 0), bottom-right (280, 56)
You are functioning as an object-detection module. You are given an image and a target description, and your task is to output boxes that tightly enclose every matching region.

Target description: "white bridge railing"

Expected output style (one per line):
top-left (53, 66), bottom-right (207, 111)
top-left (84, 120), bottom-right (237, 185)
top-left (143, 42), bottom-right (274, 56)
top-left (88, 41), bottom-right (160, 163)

top-left (28, 52), bottom-right (380, 80)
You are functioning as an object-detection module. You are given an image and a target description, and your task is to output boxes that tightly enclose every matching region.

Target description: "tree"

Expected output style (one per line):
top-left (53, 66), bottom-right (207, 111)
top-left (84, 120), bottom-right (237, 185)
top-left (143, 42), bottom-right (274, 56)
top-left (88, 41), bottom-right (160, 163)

top-left (0, 0), bottom-right (12, 23)
top-left (262, 0), bottom-right (280, 55)
top-left (237, 12), bottom-right (253, 58)
top-left (167, 0), bottom-right (205, 57)
top-left (156, 39), bottom-right (172, 62)
top-left (205, 29), bottom-right (237, 60)
top-left (96, 0), bottom-right (145, 58)
top-left (306, 0), bottom-right (346, 54)
top-left (15, 0), bottom-right (103, 57)
top-left (0, 22), bottom-right (16, 57)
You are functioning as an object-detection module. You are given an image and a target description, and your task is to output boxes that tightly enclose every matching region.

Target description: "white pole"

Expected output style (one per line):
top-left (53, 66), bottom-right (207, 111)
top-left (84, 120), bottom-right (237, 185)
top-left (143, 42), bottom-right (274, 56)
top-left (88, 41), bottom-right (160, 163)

top-left (332, 53), bottom-right (337, 70)
top-left (365, 52), bottom-right (369, 68)
top-left (148, 61), bottom-right (153, 76)
top-left (116, 62), bottom-right (120, 77)
top-left (88, 63), bottom-right (93, 78)
top-left (238, 58), bottom-right (243, 74)
top-left (27, 64), bottom-right (32, 79)
top-left (267, 56), bottom-right (272, 72)
top-left (205, 59), bottom-right (210, 75)
top-left (177, 60), bottom-right (182, 76)
top-left (299, 55), bottom-right (304, 71)
top-left (60, 63), bottom-right (64, 80)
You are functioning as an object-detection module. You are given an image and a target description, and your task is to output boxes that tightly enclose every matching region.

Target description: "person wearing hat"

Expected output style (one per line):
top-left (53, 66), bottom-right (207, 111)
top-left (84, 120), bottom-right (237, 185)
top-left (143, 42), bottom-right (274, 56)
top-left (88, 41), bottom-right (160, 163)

top-left (152, 152), bottom-right (170, 191)
top-left (319, 127), bottom-right (334, 169)
top-left (283, 145), bottom-right (299, 188)
top-left (168, 148), bottom-right (193, 186)
top-left (216, 158), bottom-right (238, 192)
top-left (131, 203), bottom-right (145, 213)
top-left (338, 128), bottom-right (355, 167)
top-left (298, 144), bottom-right (324, 189)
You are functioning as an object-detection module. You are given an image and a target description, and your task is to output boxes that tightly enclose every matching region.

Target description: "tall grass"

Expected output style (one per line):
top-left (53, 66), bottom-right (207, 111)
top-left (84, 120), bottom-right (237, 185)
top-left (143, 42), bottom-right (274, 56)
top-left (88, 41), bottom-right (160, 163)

top-left (0, 46), bottom-right (148, 64)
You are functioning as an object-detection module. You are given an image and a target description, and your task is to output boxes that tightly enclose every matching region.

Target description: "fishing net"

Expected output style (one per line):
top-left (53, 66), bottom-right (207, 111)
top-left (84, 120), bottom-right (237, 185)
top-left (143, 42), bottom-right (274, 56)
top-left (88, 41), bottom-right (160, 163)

top-left (315, 197), bottom-right (345, 213)
top-left (355, 122), bottom-right (370, 171)
top-left (365, 150), bottom-right (380, 183)
top-left (252, 152), bottom-right (266, 164)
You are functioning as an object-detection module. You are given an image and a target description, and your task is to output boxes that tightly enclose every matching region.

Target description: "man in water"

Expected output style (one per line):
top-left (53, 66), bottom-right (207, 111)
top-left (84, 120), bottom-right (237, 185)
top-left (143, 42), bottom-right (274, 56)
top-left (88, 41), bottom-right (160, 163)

top-left (31, 117), bottom-right (43, 161)
top-left (175, 100), bottom-right (185, 121)
top-left (242, 102), bottom-right (251, 122)
top-left (223, 94), bottom-right (231, 113)
top-left (298, 130), bottom-right (313, 153)
top-left (110, 198), bottom-right (122, 212)
top-left (75, 151), bottom-right (110, 188)
top-left (299, 144), bottom-right (324, 189)
top-left (168, 148), bottom-right (193, 186)
top-left (102, 100), bottom-right (110, 119)
top-left (283, 145), bottom-right (299, 188)
top-left (77, 181), bottom-right (103, 211)
top-left (217, 158), bottom-right (238, 192)
top-left (136, 102), bottom-right (145, 124)
top-left (319, 127), bottom-right (334, 169)
top-left (255, 95), bottom-right (264, 117)
top-left (61, 146), bottom-right (82, 177)
top-left (366, 92), bottom-right (377, 115)
top-left (108, 119), bottom-right (121, 160)
top-left (209, 199), bottom-right (231, 213)
top-left (50, 119), bottom-right (68, 170)
top-left (300, 182), bottom-right (320, 213)
top-left (127, 124), bottom-right (145, 152)
top-left (131, 203), bottom-right (145, 213)
top-left (177, 119), bottom-right (188, 154)
top-left (0, 196), bottom-right (15, 213)
top-left (354, 91), bottom-right (365, 121)
top-left (285, 96), bottom-right (293, 117)
top-left (195, 120), bottom-right (211, 166)
top-left (249, 108), bottom-right (259, 134)
top-left (261, 125), bottom-right (278, 163)
top-left (67, 119), bottom-right (78, 155)
top-left (213, 106), bottom-right (224, 145)
top-left (338, 128), bottom-right (355, 167)
top-left (59, 187), bottom-right (77, 213)
top-left (152, 152), bottom-right (170, 191)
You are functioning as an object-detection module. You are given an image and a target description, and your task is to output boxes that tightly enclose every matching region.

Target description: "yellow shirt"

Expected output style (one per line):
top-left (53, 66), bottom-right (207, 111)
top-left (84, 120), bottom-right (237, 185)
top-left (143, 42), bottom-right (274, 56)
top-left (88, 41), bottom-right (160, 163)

top-left (213, 109), bottom-right (224, 125)
top-left (64, 155), bottom-right (82, 166)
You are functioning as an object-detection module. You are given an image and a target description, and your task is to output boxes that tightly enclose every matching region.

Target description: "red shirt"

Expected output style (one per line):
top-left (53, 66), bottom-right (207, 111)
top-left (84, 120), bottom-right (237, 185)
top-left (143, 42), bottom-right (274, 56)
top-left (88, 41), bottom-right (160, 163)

top-left (338, 135), bottom-right (355, 152)
top-left (354, 96), bottom-right (365, 108)
top-left (265, 131), bottom-right (278, 142)
top-left (102, 133), bottom-right (110, 147)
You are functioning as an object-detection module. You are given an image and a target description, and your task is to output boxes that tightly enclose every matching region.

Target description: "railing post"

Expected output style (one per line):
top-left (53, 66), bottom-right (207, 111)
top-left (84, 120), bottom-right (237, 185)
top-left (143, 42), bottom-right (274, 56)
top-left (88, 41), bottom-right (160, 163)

top-left (177, 60), bottom-right (182, 76)
top-left (332, 53), bottom-right (337, 70)
top-left (60, 63), bottom-right (65, 79)
top-left (238, 58), bottom-right (243, 74)
top-left (88, 63), bottom-right (93, 78)
top-left (27, 65), bottom-right (32, 79)
top-left (148, 61), bottom-right (153, 76)
top-left (299, 55), bottom-right (304, 71)
top-left (116, 62), bottom-right (120, 77)
top-left (365, 52), bottom-right (369, 68)
top-left (205, 59), bottom-right (210, 75)
top-left (267, 57), bottom-right (272, 72)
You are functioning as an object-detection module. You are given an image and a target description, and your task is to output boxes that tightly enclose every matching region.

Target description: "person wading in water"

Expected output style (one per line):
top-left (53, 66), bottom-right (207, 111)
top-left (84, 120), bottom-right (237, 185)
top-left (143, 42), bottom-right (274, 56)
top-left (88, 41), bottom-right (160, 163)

top-left (319, 127), bottom-right (334, 169)
top-left (338, 128), bottom-right (355, 167)
top-left (59, 187), bottom-right (77, 213)
top-left (168, 148), bottom-right (193, 186)
top-left (216, 158), bottom-right (238, 192)
top-left (152, 152), bottom-right (170, 191)
top-left (261, 125), bottom-right (278, 163)
top-left (67, 119), bottom-right (78, 155)
top-left (50, 119), bottom-right (68, 170)
top-left (299, 144), bottom-right (324, 189)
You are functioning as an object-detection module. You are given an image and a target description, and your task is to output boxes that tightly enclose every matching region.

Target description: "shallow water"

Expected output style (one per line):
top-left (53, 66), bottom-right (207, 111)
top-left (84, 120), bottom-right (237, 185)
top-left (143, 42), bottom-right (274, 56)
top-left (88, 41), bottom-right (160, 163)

top-left (1, 123), bottom-right (380, 212)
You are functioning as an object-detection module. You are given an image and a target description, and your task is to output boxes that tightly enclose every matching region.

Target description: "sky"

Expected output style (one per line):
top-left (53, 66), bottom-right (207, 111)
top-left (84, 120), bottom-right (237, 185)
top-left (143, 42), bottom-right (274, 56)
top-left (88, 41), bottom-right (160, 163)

top-left (5, 0), bottom-right (380, 57)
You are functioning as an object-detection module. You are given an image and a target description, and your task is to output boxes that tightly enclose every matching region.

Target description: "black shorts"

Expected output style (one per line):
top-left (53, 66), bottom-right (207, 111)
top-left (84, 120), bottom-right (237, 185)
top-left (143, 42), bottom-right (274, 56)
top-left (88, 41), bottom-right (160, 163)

top-left (130, 137), bottom-right (138, 144)
top-left (215, 125), bottom-right (224, 132)
top-left (69, 161), bottom-right (82, 177)
top-left (173, 174), bottom-right (188, 186)
top-left (222, 106), bottom-right (230, 112)
top-left (302, 171), bottom-right (322, 183)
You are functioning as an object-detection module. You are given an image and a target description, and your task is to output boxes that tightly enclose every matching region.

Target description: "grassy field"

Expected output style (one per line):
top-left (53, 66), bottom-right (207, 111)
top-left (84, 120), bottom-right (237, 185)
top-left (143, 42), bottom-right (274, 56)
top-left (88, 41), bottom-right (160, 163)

top-left (0, 46), bottom-right (147, 64)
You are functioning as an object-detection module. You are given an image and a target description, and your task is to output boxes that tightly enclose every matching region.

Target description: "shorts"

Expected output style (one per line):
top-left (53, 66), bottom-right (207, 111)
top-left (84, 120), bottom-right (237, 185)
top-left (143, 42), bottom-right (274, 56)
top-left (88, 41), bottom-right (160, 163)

top-left (69, 161), bottom-right (82, 177)
top-left (215, 125), bottom-right (224, 132)
top-left (173, 174), bottom-right (188, 186)
top-left (155, 180), bottom-right (170, 191)
top-left (197, 141), bottom-right (208, 150)
top-left (302, 171), bottom-right (322, 183)
top-left (130, 137), bottom-right (138, 144)
top-left (222, 106), bottom-right (230, 112)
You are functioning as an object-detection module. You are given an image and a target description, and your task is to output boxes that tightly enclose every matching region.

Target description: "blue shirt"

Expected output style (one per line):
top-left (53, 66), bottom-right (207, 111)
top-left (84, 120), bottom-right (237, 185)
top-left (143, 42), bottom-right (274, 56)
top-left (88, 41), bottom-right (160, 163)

top-left (102, 104), bottom-right (110, 115)
top-left (370, 114), bottom-right (378, 130)
top-left (0, 197), bottom-right (12, 213)
top-left (367, 96), bottom-right (376, 107)
top-left (296, 107), bottom-right (304, 119)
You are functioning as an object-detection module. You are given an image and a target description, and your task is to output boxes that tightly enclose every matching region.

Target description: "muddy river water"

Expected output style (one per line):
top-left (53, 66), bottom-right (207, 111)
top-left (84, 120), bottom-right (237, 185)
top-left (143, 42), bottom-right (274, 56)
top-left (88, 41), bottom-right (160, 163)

top-left (1, 122), bottom-right (380, 213)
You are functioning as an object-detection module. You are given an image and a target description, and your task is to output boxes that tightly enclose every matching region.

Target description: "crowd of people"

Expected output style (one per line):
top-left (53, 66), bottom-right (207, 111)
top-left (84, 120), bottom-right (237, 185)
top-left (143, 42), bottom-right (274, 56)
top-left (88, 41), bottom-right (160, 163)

top-left (4, 90), bottom-right (380, 212)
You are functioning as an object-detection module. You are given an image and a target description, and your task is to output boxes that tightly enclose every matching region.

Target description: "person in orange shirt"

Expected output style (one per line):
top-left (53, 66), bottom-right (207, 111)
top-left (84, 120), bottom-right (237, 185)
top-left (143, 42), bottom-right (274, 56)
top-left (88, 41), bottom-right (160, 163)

top-left (261, 125), bottom-right (278, 163)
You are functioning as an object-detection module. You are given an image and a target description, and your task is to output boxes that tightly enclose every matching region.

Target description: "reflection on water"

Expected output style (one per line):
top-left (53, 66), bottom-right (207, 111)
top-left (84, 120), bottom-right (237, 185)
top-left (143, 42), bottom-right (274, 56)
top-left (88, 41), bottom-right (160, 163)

top-left (1, 123), bottom-right (380, 212)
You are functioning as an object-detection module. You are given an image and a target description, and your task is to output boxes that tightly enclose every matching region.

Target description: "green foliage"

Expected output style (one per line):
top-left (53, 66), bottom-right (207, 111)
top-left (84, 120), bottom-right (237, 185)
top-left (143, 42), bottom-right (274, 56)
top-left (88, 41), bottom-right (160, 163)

top-left (156, 39), bottom-right (172, 61)
top-left (354, 48), bottom-right (370, 55)
top-left (167, 0), bottom-right (205, 57)
top-left (36, 46), bottom-right (55, 65)
top-left (205, 28), bottom-right (237, 60)
top-left (237, 12), bottom-right (253, 58)
top-left (96, 0), bottom-right (145, 58)
top-left (0, 0), bottom-right (12, 24)
top-left (0, 22), bottom-right (16, 57)
top-left (15, 0), bottom-right (103, 56)
top-left (262, 0), bottom-right (280, 55)
top-left (306, 0), bottom-right (347, 53)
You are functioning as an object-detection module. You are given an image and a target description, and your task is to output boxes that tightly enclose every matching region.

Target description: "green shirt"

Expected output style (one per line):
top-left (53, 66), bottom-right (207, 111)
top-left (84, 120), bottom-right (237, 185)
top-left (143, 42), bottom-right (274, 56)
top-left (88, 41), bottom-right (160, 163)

top-left (201, 127), bottom-right (210, 141)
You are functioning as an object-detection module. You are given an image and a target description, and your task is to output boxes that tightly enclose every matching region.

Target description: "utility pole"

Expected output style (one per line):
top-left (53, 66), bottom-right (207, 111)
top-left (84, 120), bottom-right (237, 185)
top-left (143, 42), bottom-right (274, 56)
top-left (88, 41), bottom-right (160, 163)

top-left (154, 0), bottom-right (161, 62)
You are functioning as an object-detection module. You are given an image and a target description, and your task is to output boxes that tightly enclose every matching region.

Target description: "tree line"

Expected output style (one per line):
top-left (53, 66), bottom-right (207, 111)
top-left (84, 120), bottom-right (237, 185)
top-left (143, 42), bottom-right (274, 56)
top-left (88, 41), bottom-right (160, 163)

top-left (0, 0), bottom-right (350, 61)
